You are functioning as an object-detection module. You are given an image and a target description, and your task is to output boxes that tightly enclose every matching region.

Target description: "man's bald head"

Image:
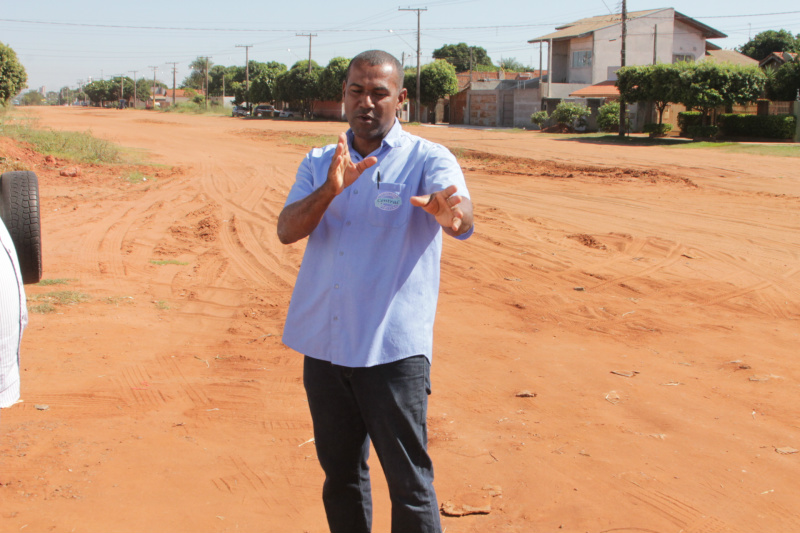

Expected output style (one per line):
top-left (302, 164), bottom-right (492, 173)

top-left (346, 50), bottom-right (404, 90)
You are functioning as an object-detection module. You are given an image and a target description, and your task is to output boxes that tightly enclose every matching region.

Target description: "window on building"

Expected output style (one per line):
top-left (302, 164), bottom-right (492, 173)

top-left (672, 54), bottom-right (694, 63)
top-left (572, 51), bottom-right (592, 68)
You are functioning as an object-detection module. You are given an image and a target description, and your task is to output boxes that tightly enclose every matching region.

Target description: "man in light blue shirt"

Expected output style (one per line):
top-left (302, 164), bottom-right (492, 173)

top-left (279, 50), bottom-right (473, 533)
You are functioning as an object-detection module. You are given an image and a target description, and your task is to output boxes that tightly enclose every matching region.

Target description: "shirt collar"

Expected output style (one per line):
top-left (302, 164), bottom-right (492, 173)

top-left (346, 118), bottom-right (405, 158)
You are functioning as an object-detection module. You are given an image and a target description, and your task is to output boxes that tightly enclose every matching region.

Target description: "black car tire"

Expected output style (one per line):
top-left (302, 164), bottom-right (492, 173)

top-left (0, 171), bottom-right (43, 284)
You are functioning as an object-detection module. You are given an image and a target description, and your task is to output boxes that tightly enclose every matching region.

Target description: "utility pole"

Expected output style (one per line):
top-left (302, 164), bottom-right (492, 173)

top-left (198, 56), bottom-right (210, 110)
top-left (653, 25), bottom-right (658, 64)
top-left (618, 0), bottom-right (627, 137)
top-left (295, 34), bottom-right (317, 73)
top-left (167, 62), bottom-right (178, 107)
top-left (399, 7), bottom-right (426, 123)
top-left (149, 66), bottom-right (158, 109)
top-left (129, 70), bottom-right (137, 108)
top-left (236, 45), bottom-right (253, 108)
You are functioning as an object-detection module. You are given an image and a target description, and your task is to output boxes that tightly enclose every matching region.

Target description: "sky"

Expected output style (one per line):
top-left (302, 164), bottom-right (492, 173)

top-left (3, 0), bottom-right (800, 94)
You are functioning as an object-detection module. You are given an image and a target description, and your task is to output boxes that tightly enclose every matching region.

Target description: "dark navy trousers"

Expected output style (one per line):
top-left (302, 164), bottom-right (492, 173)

top-left (303, 355), bottom-right (442, 533)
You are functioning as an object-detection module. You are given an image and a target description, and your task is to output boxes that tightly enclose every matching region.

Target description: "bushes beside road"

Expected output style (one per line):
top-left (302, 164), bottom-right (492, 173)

top-left (717, 114), bottom-right (797, 140)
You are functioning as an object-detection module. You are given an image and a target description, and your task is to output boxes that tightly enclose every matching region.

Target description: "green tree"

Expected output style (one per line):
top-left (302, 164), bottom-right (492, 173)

top-left (596, 101), bottom-right (621, 132)
top-left (766, 58), bottom-right (800, 100)
top-left (617, 63), bottom-right (682, 124)
top-left (208, 65), bottom-right (232, 97)
top-left (183, 56), bottom-right (213, 92)
top-left (249, 61), bottom-right (288, 104)
top-left (677, 61), bottom-right (766, 124)
top-left (416, 60), bottom-right (458, 123)
top-left (83, 80), bottom-right (115, 106)
top-left (109, 76), bottom-right (136, 104)
top-left (737, 29), bottom-right (800, 61)
top-left (0, 42), bottom-right (27, 106)
top-left (136, 77), bottom-right (165, 107)
top-left (275, 60), bottom-right (322, 118)
top-left (319, 57), bottom-right (350, 102)
top-left (432, 43), bottom-right (492, 72)
top-left (530, 110), bottom-right (549, 129)
top-left (19, 90), bottom-right (44, 106)
top-left (58, 86), bottom-right (77, 105)
top-left (499, 57), bottom-right (526, 72)
top-left (551, 101), bottom-right (591, 128)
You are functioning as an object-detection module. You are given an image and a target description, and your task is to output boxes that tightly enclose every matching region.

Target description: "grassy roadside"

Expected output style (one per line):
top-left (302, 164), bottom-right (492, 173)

top-left (668, 141), bottom-right (800, 158)
top-left (0, 110), bottom-right (123, 164)
top-left (159, 102), bottom-right (230, 116)
top-left (548, 132), bottom-right (800, 158)
top-left (0, 108), bottom-right (166, 183)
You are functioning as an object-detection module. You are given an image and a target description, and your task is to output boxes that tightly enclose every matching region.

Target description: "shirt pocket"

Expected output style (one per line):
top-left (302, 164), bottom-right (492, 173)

top-left (367, 182), bottom-right (411, 228)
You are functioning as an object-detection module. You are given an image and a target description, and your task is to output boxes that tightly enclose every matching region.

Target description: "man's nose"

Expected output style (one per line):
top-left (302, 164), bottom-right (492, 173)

top-left (360, 93), bottom-right (375, 109)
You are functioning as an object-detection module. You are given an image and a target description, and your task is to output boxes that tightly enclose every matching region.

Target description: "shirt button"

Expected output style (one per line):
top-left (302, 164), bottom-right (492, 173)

top-left (334, 284), bottom-right (340, 289)
top-left (339, 251), bottom-right (344, 256)
top-left (333, 316), bottom-right (338, 321)
top-left (353, 189), bottom-right (359, 195)
top-left (346, 221), bottom-right (351, 226)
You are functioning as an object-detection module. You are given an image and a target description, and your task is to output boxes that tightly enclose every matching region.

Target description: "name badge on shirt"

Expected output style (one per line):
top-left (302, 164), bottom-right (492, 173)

top-left (368, 181), bottom-right (409, 228)
top-left (375, 191), bottom-right (402, 211)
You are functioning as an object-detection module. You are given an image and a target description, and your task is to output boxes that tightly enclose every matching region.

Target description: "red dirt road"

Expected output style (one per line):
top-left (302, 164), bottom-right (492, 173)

top-left (2, 107), bottom-right (799, 532)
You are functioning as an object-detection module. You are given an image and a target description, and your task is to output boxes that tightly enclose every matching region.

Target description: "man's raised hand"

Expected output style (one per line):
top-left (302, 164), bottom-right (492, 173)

top-left (327, 132), bottom-right (377, 195)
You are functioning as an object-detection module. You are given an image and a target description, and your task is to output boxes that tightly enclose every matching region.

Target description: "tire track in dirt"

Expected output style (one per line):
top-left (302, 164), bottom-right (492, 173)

top-left (197, 160), bottom-right (298, 292)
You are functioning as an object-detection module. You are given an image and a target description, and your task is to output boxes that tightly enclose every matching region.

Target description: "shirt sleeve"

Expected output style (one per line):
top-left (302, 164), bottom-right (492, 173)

top-left (422, 143), bottom-right (474, 240)
top-left (421, 144), bottom-right (470, 200)
top-left (284, 150), bottom-right (320, 207)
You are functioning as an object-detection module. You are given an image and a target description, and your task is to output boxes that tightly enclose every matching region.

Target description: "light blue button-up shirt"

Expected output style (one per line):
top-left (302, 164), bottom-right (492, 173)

top-left (282, 120), bottom-right (472, 368)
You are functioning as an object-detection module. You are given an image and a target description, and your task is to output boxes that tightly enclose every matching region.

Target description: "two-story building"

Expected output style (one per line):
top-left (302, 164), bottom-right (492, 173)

top-left (451, 8), bottom-right (732, 128)
top-left (528, 8), bottom-right (726, 100)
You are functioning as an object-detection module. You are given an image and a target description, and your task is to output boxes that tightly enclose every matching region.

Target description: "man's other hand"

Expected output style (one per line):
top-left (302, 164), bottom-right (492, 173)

top-left (410, 185), bottom-right (470, 234)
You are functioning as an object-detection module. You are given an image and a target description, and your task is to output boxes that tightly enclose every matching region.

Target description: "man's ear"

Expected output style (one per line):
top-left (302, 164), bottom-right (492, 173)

top-left (396, 88), bottom-right (408, 109)
top-left (342, 80), bottom-right (347, 100)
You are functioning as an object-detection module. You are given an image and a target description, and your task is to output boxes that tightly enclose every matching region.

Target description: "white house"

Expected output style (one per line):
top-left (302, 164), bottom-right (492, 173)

top-left (527, 8), bottom-right (727, 99)
top-left (452, 8), bottom-right (731, 128)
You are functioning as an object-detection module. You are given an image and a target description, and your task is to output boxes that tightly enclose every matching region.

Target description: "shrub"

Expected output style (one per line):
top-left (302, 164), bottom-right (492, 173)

top-left (686, 124), bottom-right (719, 139)
top-left (530, 110), bottom-right (548, 128)
top-left (642, 122), bottom-right (673, 138)
top-left (597, 101), bottom-right (621, 132)
top-left (551, 101), bottom-right (591, 127)
top-left (677, 111), bottom-right (702, 136)
top-left (717, 114), bottom-right (797, 139)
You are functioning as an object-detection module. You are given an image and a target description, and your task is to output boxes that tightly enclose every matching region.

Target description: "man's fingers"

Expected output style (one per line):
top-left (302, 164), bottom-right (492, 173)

top-left (409, 194), bottom-right (431, 207)
top-left (355, 156), bottom-right (378, 173)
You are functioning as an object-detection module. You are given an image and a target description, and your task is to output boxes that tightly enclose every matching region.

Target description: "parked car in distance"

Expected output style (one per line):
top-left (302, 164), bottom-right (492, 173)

top-left (232, 105), bottom-right (250, 117)
top-left (279, 109), bottom-right (295, 118)
top-left (253, 105), bottom-right (277, 117)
